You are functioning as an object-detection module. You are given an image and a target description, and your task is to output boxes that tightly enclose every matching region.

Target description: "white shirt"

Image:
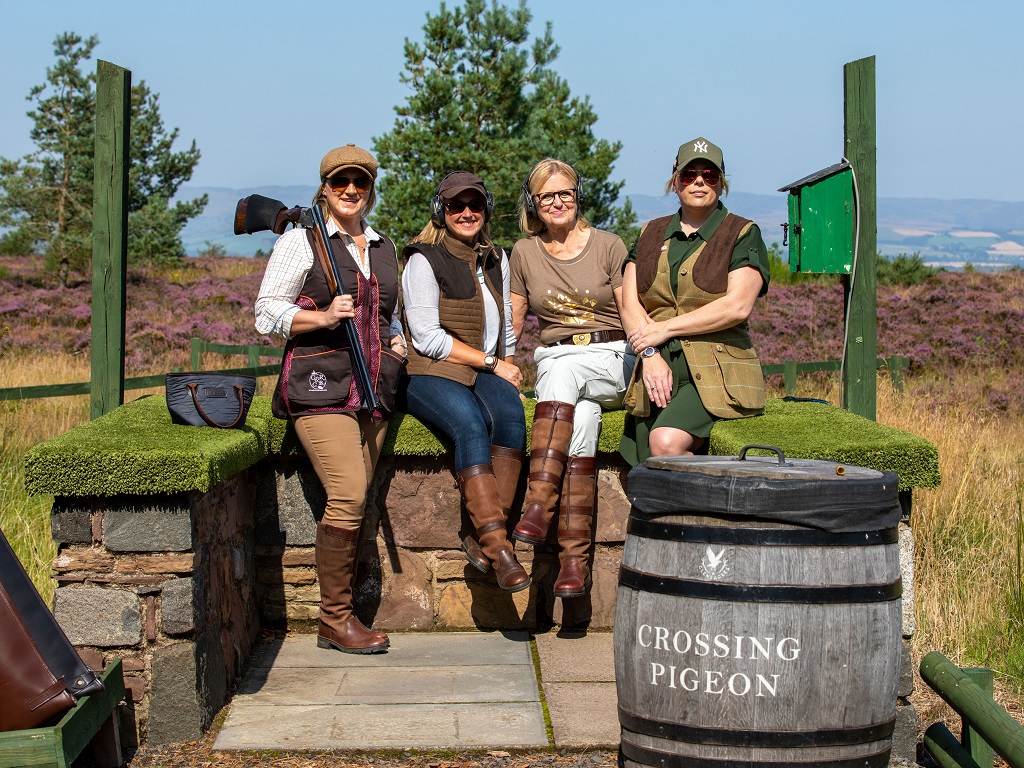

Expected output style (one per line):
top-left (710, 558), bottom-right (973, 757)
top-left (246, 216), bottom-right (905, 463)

top-left (255, 218), bottom-right (401, 340)
top-left (403, 246), bottom-right (517, 360)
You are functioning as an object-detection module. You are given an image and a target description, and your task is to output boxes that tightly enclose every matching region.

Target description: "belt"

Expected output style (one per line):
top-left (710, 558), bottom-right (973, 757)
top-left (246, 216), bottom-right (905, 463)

top-left (555, 330), bottom-right (627, 346)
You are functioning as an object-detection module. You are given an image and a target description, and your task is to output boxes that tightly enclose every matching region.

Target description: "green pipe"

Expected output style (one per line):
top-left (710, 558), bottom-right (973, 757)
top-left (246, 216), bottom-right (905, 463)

top-left (924, 722), bottom-right (983, 768)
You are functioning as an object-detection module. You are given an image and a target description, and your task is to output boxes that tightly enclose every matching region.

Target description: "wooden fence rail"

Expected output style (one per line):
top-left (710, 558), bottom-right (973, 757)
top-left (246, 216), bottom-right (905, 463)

top-left (0, 341), bottom-right (908, 404)
top-left (920, 651), bottom-right (1024, 768)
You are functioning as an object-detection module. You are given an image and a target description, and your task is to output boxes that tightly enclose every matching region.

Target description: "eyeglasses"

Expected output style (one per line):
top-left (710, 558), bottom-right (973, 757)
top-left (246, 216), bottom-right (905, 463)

top-left (678, 168), bottom-right (721, 186)
top-left (326, 174), bottom-right (372, 191)
top-left (444, 198), bottom-right (486, 214)
top-left (534, 189), bottom-right (577, 207)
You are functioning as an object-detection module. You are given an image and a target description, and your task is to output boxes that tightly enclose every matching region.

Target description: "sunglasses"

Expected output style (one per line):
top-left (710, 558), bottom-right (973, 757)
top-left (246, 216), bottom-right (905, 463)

top-left (326, 174), bottom-right (372, 191)
top-left (678, 167), bottom-right (721, 186)
top-left (444, 198), bottom-right (486, 214)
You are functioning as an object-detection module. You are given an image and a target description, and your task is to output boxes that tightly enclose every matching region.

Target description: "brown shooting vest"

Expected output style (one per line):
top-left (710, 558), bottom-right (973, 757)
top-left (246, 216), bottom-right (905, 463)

top-left (628, 213), bottom-right (765, 420)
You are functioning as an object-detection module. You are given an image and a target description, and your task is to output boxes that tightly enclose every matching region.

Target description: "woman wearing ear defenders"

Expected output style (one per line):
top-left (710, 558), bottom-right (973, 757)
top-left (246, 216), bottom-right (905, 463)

top-left (401, 171), bottom-right (531, 592)
top-left (508, 158), bottom-right (631, 600)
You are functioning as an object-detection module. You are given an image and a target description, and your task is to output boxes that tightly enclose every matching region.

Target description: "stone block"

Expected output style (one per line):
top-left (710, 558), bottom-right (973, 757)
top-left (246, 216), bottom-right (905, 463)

top-left (898, 639), bottom-right (914, 698)
top-left (899, 523), bottom-right (914, 638)
top-left (50, 499), bottom-right (92, 544)
top-left (53, 547), bottom-right (116, 573)
top-left (596, 462), bottom-right (631, 544)
top-left (121, 657), bottom-right (146, 673)
top-left (375, 547), bottom-right (434, 630)
top-left (103, 496), bottom-right (193, 552)
top-left (133, 553), bottom-right (197, 574)
top-left (77, 647), bottom-right (104, 671)
top-left (380, 460), bottom-right (463, 549)
top-left (161, 577), bottom-right (199, 635)
top-left (254, 464), bottom-right (322, 546)
top-left (889, 701), bottom-right (917, 765)
top-left (148, 630), bottom-right (226, 744)
top-left (436, 579), bottom-right (535, 629)
top-left (54, 586), bottom-right (141, 647)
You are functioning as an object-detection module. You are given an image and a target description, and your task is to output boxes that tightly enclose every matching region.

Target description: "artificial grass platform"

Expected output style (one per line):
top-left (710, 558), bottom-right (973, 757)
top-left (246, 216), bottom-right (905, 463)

top-left (24, 395), bottom-right (938, 497)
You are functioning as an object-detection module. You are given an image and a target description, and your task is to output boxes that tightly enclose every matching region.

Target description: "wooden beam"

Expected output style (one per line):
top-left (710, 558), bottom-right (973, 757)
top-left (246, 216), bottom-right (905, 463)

top-left (90, 60), bottom-right (131, 419)
top-left (842, 56), bottom-right (878, 420)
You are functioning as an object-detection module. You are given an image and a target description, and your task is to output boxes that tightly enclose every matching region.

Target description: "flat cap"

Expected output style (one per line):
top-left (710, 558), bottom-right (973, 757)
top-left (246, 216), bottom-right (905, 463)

top-left (319, 144), bottom-right (379, 182)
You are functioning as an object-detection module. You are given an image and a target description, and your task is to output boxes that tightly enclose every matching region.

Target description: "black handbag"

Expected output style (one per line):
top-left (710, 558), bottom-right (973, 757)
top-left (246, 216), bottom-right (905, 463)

top-left (165, 372), bottom-right (256, 429)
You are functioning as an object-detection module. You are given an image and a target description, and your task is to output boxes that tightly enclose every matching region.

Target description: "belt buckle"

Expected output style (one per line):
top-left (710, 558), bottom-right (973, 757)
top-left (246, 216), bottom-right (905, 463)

top-left (572, 333), bottom-right (591, 346)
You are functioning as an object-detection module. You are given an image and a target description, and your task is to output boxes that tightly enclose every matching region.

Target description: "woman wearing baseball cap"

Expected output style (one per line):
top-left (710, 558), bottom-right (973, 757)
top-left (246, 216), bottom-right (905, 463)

top-left (619, 137), bottom-right (770, 464)
top-left (255, 144), bottom-right (406, 653)
top-left (401, 171), bottom-right (531, 592)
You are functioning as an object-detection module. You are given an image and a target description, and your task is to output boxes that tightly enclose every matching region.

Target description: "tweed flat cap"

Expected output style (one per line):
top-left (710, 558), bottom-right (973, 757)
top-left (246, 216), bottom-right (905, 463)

top-left (319, 144), bottom-right (379, 182)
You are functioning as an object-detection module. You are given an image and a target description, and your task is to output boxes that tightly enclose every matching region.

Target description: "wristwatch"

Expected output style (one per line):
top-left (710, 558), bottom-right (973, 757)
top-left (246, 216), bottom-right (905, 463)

top-left (483, 354), bottom-right (498, 372)
top-left (641, 346), bottom-right (658, 359)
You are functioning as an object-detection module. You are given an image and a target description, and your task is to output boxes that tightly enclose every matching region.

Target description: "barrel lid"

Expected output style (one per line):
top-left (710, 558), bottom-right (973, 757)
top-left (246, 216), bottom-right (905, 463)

top-left (629, 446), bottom-right (901, 533)
top-left (645, 454), bottom-right (883, 482)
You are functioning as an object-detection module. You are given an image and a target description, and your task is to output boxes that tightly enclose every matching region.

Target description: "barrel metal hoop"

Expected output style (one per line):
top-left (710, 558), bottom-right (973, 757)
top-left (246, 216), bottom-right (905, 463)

top-left (618, 707), bottom-right (896, 748)
top-left (627, 517), bottom-right (899, 546)
top-left (618, 565), bottom-right (903, 603)
top-left (619, 740), bottom-right (891, 768)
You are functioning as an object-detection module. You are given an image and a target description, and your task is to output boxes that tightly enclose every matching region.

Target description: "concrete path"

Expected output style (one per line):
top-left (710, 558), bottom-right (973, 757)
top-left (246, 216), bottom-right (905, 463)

top-left (214, 631), bottom-right (618, 752)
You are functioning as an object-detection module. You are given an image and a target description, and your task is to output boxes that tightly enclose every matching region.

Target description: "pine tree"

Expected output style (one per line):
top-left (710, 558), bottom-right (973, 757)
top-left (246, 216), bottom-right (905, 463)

top-left (0, 32), bottom-right (207, 284)
top-left (372, 0), bottom-right (636, 249)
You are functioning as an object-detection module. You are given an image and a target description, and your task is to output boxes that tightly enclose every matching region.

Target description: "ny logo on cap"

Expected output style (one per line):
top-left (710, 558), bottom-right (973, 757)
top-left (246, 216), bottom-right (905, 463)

top-left (694, 140), bottom-right (708, 153)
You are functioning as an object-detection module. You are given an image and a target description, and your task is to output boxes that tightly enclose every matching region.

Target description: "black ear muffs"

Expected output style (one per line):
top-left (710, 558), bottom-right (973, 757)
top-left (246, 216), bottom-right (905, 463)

top-left (430, 172), bottom-right (494, 227)
top-left (521, 162), bottom-right (586, 216)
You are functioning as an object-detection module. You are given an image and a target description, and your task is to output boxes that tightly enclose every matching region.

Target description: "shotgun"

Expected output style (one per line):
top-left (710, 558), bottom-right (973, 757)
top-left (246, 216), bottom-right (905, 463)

top-left (234, 195), bottom-right (379, 412)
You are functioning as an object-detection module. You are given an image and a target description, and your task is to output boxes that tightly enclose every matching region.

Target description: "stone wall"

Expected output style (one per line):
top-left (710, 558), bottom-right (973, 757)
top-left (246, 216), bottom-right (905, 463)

top-left (252, 454), bottom-right (634, 632)
top-left (50, 472), bottom-right (260, 745)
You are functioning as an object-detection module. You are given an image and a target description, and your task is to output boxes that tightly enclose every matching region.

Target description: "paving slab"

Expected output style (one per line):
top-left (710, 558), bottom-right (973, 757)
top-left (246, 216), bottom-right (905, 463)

top-left (534, 631), bottom-right (619, 747)
top-left (215, 632), bottom-right (548, 751)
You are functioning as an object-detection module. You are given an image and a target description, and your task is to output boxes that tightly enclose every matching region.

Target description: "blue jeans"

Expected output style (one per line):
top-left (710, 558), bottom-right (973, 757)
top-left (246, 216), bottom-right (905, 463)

top-left (404, 373), bottom-right (526, 473)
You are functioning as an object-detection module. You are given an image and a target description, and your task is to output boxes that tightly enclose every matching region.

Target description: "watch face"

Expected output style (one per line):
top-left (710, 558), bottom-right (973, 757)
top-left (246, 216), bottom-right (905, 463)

top-left (642, 347), bottom-right (657, 357)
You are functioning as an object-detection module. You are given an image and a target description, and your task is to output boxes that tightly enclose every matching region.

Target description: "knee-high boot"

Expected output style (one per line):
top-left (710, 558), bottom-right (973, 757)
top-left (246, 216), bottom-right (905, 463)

top-left (462, 446), bottom-right (524, 572)
top-left (316, 522), bottom-right (390, 653)
top-left (457, 464), bottom-right (531, 592)
top-left (512, 401), bottom-right (575, 545)
top-left (553, 456), bottom-right (596, 599)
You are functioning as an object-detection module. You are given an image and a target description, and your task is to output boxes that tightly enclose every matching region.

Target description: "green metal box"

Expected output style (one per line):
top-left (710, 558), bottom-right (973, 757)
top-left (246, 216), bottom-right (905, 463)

top-left (779, 161), bottom-right (854, 274)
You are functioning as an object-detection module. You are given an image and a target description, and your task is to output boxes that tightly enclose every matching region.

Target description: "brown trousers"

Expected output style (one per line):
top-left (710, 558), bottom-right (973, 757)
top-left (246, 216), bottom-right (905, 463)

top-left (293, 411), bottom-right (389, 530)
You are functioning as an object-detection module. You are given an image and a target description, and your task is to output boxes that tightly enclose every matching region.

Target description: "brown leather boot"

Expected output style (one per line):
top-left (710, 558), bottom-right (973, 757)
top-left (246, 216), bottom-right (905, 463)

top-left (463, 445), bottom-right (525, 572)
top-left (457, 464), bottom-right (531, 592)
top-left (512, 401), bottom-right (575, 545)
top-left (315, 523), bottom-right (389, 653)
top-left (553, 456), bottom-right (596, 599)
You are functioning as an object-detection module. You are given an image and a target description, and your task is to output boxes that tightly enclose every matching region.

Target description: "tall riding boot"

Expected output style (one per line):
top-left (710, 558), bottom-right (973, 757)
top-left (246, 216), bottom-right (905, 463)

top-left (316, 522), bottom-right (389, 653)
top-left (553, 456), bottom-right (597, 599)
top-left (512, 401), bottom-right (575, 545)
top-left (463, 446), bottom-right (524, 572)
top-left (457, 464), bottom-right (531, 592)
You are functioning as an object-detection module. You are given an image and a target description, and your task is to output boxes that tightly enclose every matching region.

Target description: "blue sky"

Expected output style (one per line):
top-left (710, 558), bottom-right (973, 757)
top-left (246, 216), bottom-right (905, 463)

top-left (1, 0), bottom-right (1021, 202)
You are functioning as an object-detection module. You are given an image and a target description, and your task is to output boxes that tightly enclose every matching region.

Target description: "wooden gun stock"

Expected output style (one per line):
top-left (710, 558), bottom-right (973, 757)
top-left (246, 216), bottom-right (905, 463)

top-left (233, 194), bottom-right (304, 235)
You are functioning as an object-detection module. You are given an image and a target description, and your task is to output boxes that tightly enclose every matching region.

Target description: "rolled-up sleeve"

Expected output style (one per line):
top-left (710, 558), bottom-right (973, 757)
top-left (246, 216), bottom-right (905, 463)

top-left (255, 229), bottom-right (314, 339)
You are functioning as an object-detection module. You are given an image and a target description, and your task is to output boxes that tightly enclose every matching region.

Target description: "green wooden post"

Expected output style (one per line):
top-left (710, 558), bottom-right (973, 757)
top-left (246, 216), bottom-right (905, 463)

top-left (842, 56), bottom-right (878, 420)
top-left (784, 359), bottom-right (797, 396)
top-left (963, 668), bottom-right (996, 768)
top-left (90, 61), bottom-right (131, 419)
top-left (924, 722), bottom-right (984, 768)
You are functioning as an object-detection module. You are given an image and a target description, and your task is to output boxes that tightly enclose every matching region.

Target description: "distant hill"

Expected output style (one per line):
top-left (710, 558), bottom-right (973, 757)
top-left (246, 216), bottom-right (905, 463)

top-left (179, 185), bottom-right (1024, 268)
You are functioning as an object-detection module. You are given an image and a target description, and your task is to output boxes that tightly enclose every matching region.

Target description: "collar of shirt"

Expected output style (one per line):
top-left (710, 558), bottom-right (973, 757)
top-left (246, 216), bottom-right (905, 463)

top-left (325, 216), bottom-right (383, 245)
top-left (668, 202), bottom-right (729, 242)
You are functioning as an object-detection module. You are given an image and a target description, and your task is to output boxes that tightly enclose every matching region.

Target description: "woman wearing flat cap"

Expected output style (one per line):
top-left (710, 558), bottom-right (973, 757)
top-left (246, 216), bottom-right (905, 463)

top-left (255, 144), bottom-right (406, 653)
top-left (508, 158), bottom-right (631, 600)
top-left (619, 136), bottom-right (770, 464)
top-left (402, 171), bottom-right (531, 592)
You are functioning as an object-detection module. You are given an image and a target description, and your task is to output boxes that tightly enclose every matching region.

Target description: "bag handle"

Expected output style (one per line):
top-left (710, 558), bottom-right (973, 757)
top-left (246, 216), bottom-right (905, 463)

top-left (187, 383), bottom-right (247, 429)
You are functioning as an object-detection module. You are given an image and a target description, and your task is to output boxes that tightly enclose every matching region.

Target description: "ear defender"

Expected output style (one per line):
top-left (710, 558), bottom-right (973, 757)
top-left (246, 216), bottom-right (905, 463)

top-left (430, 172), bottom-right (495, 227)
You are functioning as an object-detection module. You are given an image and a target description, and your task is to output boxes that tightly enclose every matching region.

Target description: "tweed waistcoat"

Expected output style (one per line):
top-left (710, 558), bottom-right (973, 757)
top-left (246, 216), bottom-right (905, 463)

top-left (403, 242), bottom-right (505, 386)
top-left (640, 225), bottom-right (765, 420)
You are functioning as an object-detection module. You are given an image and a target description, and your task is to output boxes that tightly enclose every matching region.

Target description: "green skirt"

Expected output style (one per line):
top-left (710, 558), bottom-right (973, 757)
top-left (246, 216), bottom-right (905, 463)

top-left (618, 346), bottom-right (716, 466)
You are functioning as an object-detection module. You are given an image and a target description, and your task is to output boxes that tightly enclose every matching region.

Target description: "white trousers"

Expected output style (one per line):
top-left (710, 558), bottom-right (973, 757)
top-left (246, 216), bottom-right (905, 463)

top-left (533, 341), bottom-right (633, 457)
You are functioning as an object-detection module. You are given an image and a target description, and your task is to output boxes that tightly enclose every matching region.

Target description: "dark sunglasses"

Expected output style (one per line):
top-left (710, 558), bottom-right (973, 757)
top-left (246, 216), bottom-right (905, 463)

top-left (678, 167), bottom-right (721, 186)
top-left (444, 198), bottom-right (486, 214)
top-left (326, 174), bottom-right (372, 191)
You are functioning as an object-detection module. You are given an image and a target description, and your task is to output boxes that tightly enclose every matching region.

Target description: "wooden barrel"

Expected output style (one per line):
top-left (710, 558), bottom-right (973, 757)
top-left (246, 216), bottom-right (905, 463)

top-left (614, 448), bottom-right (903, 768)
